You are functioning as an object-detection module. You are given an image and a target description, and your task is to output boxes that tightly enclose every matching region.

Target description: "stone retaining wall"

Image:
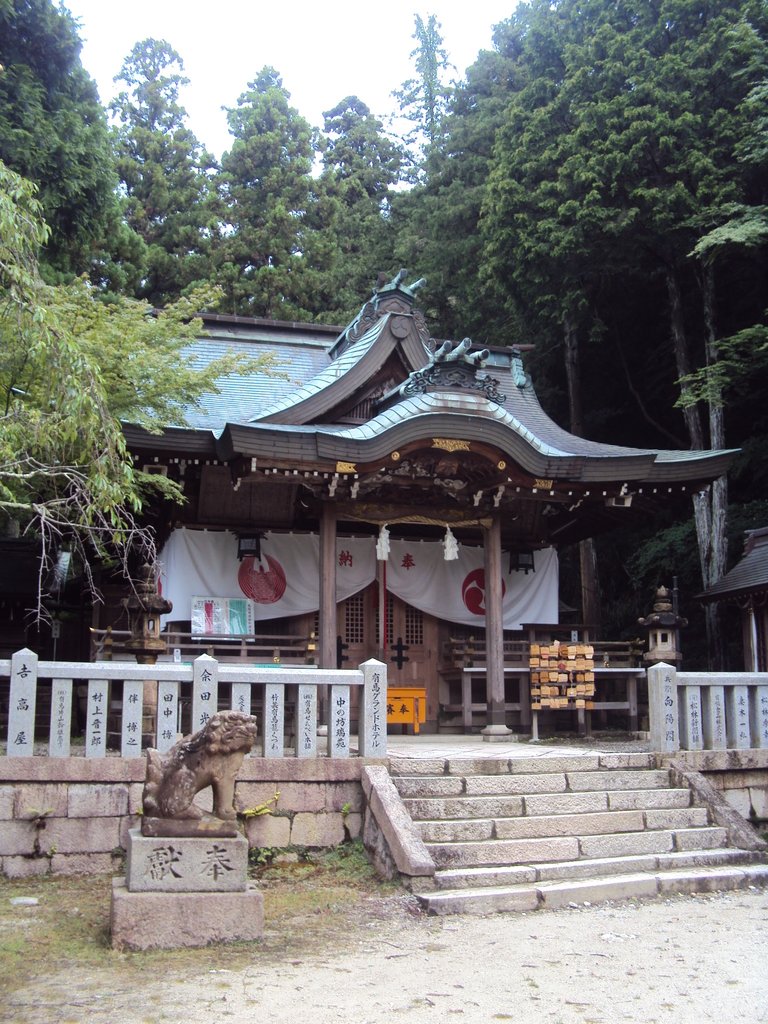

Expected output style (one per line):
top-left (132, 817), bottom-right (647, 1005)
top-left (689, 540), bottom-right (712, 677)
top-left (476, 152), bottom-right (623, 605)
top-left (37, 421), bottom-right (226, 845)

top-left (2, 750), bottom-right (766, 880)
top-left (661, 749), bottom-right (768, 827)
top-left (0, 757), bottom-right (376, 879)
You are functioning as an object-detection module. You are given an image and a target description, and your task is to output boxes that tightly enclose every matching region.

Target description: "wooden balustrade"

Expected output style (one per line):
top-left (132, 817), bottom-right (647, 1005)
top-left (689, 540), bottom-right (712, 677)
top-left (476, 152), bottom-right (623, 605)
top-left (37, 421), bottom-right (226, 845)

top-left (89, 628), bottom-right (317, 665)
top-left (439, 634), bottom-right (646, 734)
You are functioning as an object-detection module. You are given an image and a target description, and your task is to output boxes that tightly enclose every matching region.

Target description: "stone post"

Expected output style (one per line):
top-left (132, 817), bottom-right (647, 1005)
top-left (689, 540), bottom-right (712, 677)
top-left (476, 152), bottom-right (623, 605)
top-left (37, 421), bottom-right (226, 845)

top-left (648, 661), bottom-right (680, 753)
top-left (702, 685), bottom-right (727, 749)
top-left (726, 685), bottom-right (751, 749)
top-left (8, 648), bottom-right (38, 756)
top-left (359, 658), bottom-right (387, 758)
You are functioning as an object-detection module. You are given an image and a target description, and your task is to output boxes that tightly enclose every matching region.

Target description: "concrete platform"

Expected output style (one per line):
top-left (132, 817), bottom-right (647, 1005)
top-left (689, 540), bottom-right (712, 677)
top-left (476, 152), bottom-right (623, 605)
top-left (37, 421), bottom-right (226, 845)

top-left (383, 733), bottom-right (650, 761)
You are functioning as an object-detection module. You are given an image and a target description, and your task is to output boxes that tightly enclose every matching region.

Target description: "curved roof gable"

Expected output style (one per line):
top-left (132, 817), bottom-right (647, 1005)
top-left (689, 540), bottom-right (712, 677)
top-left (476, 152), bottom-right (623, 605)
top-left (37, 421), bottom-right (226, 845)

top-left (219, 389), bottom-right (735, 486)
top-left (251, 275), bottom-right (431, 426)
top-left (700, 528), bottom-right (768, 601)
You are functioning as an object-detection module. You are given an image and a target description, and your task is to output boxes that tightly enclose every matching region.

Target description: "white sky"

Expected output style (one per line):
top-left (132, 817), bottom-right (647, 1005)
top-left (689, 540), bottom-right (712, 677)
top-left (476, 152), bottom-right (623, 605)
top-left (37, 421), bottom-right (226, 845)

top-left (63, 0), bottom-right (517, 158)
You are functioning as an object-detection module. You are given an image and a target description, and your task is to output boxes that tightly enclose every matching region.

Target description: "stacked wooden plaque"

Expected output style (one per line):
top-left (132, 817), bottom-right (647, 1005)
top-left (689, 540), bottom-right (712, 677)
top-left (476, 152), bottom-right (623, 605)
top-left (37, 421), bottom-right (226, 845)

top-left (529, 640), bottom-right (595, 711)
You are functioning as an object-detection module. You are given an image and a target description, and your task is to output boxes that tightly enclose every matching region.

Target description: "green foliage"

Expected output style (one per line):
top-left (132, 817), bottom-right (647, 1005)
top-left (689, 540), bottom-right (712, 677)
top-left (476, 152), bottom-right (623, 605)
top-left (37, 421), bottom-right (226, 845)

top-left (247, 845), bottom-right (277, 867)
top-left (217, 67), bottom-right (316, 318)
top-left (238, 791), bottom-right (280, 818)
top-left (0, 160), bottom-right (269, 616)
top-left (690, 206), bottom-right (768, 263)
top-left (309, 96), bottom-right (401, 321)
top-left (392, 17), bottom-right (527, 340)
top-left (0, 0), bottom-right (124, 279)
top-left (393, 13), bottom-right (454, 180)
top-left (110, 38), bottom-right (220, 305)
top-left (676, 320), bottom-right (768, 408)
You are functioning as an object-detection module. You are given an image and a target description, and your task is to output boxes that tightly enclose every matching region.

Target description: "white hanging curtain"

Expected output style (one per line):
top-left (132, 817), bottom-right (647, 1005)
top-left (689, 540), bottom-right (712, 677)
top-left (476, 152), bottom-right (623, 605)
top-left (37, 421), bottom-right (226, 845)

top-left (384, 540), bottom-right (559, 630)
top-left (158, 527), bottom-right (559, 631)
top-left (158, 528), bottom-right (376, 627)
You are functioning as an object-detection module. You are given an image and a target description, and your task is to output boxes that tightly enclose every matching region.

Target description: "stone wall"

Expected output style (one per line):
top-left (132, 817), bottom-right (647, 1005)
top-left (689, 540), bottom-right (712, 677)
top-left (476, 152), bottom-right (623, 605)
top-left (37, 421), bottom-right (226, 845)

top-left (2, 749), bottom-right (766, 880)
top-left (662, 749), bottom-right (768, 829)
top-left (0, 756), bottom-right (373, 879)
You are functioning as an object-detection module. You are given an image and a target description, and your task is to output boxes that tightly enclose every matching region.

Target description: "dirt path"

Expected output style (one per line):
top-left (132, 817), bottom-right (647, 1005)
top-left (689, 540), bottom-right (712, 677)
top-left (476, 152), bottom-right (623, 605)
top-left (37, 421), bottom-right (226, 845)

top-left (6, 887), bottom-right (768, 1024)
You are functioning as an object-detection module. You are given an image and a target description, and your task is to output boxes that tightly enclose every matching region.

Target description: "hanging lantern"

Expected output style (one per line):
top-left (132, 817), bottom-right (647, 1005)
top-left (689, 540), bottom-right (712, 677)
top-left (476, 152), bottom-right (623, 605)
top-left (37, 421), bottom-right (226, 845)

top-left (443, 526), bottom-right (459, 561)
top-left (376, 524), bottom-right (390, 561)
top-left (237, 533), bottom-right (263, 561)
top-left (509, 550), bottom-right (536, 574)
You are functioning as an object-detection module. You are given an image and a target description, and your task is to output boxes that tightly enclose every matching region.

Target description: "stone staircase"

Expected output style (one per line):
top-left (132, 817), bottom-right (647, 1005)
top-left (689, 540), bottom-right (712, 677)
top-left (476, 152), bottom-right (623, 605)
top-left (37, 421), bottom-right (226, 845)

top-left (389, 752), bottom-right (768, 915)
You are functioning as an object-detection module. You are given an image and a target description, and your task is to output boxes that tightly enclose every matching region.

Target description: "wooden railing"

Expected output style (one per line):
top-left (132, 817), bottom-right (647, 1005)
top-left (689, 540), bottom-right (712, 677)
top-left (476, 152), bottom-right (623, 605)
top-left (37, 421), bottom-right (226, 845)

top-left (441, 636), bottom-right (644, 671)
top-left (2, 649), bottom-right (386, 760)
top-left (89, 628), bottom-right (317, 665)
top-left (439, 635), bottom-right (646, 734)
top-left (649, 663), bottom-right (768, 752)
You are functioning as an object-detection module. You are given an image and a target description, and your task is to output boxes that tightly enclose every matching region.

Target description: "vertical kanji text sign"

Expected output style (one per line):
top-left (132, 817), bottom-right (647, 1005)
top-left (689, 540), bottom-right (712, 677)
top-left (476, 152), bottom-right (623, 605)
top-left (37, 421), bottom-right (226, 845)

top-left (8, 648), bottom-right (38, 756)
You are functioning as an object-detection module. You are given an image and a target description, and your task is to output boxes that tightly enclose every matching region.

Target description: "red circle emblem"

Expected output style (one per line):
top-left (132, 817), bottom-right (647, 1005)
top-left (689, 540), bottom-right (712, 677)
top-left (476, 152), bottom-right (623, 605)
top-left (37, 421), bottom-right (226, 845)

top-left (461, 568), bottom-right (506, 616)
top-left (238, 555), bottom-right (287, 604)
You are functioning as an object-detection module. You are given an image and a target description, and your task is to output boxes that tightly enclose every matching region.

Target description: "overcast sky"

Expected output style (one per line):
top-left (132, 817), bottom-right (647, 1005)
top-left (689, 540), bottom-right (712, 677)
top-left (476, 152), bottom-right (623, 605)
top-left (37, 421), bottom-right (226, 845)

top-left (64, 0), bottom-right (518, 158)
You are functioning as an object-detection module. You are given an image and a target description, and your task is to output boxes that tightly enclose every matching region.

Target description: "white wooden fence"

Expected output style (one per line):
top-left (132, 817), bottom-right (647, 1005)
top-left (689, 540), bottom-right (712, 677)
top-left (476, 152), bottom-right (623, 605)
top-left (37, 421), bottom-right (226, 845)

top-left (649, 662), bottom-right (768, 753)
top-left (2, 648), bottom-right (387, 759)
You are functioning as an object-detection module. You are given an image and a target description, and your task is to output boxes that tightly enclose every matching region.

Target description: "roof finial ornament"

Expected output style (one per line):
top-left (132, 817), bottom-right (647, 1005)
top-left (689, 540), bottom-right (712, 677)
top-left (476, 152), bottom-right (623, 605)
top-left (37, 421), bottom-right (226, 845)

top-left (433, 338), bottom-right (490, 368)
top-left (374, 269), bottom-right (426, 297)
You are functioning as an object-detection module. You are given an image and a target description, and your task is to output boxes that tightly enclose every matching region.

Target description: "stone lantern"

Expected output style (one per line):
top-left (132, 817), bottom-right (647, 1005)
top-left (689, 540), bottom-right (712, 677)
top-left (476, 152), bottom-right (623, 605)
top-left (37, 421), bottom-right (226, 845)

top-left (638, 585), bottom-right (687, 666)
top-left (123, 563), bottom-right (173, 665)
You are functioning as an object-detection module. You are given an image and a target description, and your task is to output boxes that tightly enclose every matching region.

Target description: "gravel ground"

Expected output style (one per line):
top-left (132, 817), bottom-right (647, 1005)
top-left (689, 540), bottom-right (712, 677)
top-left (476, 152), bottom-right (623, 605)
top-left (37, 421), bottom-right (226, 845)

top-left (6, 886), bottom-right (768, 1024)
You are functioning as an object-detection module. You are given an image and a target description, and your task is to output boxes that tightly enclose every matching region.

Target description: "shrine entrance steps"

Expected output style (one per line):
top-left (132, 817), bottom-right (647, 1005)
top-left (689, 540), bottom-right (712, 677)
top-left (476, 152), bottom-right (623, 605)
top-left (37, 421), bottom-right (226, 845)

top-left (388, 752), bottom-right (768, 916)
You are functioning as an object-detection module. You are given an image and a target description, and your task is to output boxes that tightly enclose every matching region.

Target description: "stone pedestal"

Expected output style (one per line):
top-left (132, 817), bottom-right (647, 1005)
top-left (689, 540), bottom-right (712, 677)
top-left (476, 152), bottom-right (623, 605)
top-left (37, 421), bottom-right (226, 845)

top-left (110, 828), bottom-right (263, 949)
top-left (110, 879), bottom-right (264, 951)
top-left (126, 828), bottom-right (249, 892)
top-left (481, 723), bottom-right (515, 743)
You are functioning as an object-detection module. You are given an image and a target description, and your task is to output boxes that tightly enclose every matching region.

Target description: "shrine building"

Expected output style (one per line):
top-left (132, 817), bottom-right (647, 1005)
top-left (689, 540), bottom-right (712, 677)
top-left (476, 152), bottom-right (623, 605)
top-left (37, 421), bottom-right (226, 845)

top-left (104, 272), bottom-right (735, 737)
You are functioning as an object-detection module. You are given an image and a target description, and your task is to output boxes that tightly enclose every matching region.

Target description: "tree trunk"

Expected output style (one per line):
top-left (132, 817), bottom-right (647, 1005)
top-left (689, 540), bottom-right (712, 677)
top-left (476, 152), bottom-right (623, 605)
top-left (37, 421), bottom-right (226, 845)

top-left (564, 312), bottom-right (601, 629)
top-left (666, 270), bottom-right (705, 449)
top-left (699, 263), bottom-right (728, 668)
top-left (666, 267), bottom-right (728, 668)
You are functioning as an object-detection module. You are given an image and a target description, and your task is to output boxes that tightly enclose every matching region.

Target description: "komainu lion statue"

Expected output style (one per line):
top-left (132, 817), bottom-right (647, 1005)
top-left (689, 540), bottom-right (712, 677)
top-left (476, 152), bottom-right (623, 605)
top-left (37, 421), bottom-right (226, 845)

top-left (142, 711), bottom-right (258, 823)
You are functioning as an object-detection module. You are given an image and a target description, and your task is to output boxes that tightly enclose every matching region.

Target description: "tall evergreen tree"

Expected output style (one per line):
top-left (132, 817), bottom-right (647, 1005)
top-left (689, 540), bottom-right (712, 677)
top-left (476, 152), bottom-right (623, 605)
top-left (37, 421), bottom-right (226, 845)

top-left (310, 96), bottom-right (401, 321)
top-left (217, 68), bottom-right (316, 318)
top-left (393, 17), bottom-right (527, 341)
top-left (0, 0), bottom-right (121, 279)
top-left (480, 0), bottom-right (768, 664)
top-left (110, 38), bottom-right (220, 305)
top-left (392, 13), bottom-right (453, 182)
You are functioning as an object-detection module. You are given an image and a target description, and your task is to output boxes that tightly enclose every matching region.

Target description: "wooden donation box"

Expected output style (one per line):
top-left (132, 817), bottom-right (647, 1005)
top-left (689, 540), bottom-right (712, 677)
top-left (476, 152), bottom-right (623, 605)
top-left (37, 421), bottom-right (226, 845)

top-left (529, 641), bottom-right (596, 711)
top-left (387, 687), bottom-right (427, 733)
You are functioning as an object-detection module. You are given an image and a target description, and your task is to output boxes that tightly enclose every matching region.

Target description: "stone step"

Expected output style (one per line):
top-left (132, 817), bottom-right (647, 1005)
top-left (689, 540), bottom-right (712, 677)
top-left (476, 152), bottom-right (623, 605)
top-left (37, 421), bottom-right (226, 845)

top-left (404, 795), bottom-right (525, 820)
top-left (566, 769), bottom-right (672, 791)
top-left (388, 752), bottom-right (658, 778)
top-left (424, 848), bottom-right (759, 891)
top-left (417, 806), bottom-right (710, 844)
top-left (417, 863), bottom-right (768, 916)
top-left (425, 826), bottom-right (729, 868)
top-left (393, 768), bottom-right (673, 799)
top-left (403, 787), bottom-right (694, 820)
top-left (394, 772), bottom-right (571, 798)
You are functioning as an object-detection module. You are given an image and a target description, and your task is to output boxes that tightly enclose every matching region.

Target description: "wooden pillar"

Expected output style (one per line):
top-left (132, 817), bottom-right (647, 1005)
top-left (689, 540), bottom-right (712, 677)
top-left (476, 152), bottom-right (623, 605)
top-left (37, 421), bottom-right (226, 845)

top-left (376, 558), bottom-right (386, 662)
top-left (319, 501), bottom-right (337, 669)
top-left (481, 515), bottom-right (512, 741)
